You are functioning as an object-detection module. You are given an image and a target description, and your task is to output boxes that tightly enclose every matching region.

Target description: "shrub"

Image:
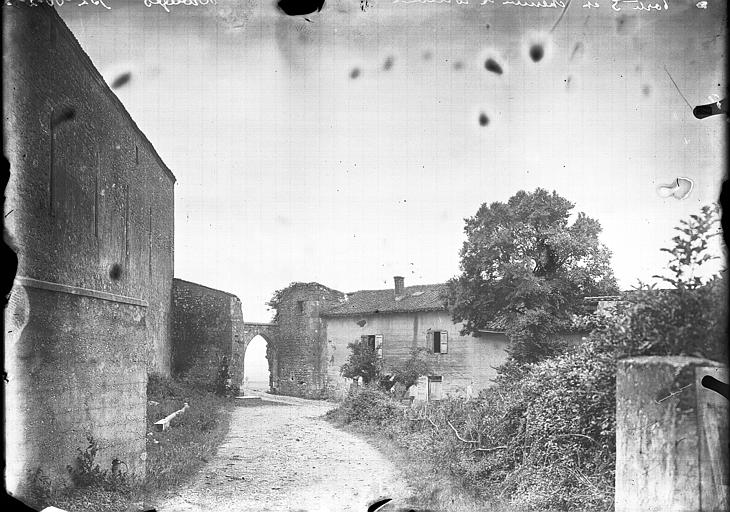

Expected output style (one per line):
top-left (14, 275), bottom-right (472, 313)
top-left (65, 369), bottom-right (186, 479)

top-left (388, 347), bottom-right (432, 391)
top-left (340, 341), bottom-right (382, 385)
top-left (325, 385), bottom-right (404, 426)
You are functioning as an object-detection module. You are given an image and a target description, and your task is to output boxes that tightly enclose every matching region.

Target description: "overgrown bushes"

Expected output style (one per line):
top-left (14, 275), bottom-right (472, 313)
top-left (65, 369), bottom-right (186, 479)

top-left (328, 204), bottom-right (726, 511)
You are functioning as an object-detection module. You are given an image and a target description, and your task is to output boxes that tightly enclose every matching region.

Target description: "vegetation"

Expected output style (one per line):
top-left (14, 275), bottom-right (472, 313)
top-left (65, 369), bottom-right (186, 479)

top-left (142, 373), bottom-right (233, 498)
top-left (447, 188), bottom-right (619, 364)
top-left (388, 347), bottom-right (433, 391)
top-left (340, 340), bottom-right (382, 385)
top-left (25, 374), bottom-right (233, 512)
top-left (341, 343), bottom-right (433, 399)
top-left (329, 203), bottom-right (726, 511)
top-left (27, 435), bottom-right (138, 512)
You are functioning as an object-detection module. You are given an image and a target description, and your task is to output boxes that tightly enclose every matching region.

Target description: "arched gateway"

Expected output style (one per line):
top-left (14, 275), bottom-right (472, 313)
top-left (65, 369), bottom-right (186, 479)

top-left (237, 322), bottom-right (279, 393)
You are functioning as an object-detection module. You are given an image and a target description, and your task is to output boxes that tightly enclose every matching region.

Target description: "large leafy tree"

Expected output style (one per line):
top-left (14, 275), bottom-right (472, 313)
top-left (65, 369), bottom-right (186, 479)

top-left (340, 341), bottom-right (381, 385)
top-left (447, 188), bottom-right (619, 364)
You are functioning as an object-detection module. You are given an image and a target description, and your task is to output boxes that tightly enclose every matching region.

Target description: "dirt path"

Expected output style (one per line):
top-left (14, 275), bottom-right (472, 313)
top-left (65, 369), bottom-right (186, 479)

top-left (153, 392), bottom-right (414, 512)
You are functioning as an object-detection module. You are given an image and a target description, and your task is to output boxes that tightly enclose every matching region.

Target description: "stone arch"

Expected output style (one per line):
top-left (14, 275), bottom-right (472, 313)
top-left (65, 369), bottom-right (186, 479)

top-left (237, 323), bottom-right (279, 393)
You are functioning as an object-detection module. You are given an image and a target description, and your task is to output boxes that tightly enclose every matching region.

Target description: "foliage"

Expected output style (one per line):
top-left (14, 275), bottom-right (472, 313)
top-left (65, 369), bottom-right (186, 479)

top-left (144, 373), bottom-right (233, 496)
top-left (447, 188), bottom-right (619, 364)
top-left (23, 468), bottom-right (54, 510)
top-left (325, 385), bottom-right (406, 426)
top-left (388, 347), bottom-right (433, 390)
top-left (66, 434), bottom-right (130, 491)
top-left (340, 340), bottom-right (382, 385)
top-left (330, 205), bottom-right (726, 512)
top-left (578, 203), bottom-right (726, 361)
top-left (653, 203), bottom-right (723, 290)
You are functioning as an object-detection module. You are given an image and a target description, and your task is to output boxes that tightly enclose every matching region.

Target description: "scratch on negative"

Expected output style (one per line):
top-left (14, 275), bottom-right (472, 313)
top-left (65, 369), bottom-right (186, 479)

top-left (654, 383), bottom-right (694, 404)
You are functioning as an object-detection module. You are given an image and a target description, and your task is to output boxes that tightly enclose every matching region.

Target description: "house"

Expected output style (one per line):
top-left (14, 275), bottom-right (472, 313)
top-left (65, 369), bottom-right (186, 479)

top-left (321, 276), bottom-right (510, 401)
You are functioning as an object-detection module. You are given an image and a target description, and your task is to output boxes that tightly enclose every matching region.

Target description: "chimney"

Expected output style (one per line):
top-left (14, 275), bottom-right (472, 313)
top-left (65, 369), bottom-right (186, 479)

top-left (394, 276), bottom-right (405, 297)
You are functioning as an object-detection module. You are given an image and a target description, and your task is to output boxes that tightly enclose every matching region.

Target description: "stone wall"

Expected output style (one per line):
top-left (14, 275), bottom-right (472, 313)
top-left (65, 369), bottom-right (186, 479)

top-left (270, 283), bottom-right (345, 397)
top-left (171, 279), bottom-right (244, 392)
top-left (3, 1), bottom-right (175, 497)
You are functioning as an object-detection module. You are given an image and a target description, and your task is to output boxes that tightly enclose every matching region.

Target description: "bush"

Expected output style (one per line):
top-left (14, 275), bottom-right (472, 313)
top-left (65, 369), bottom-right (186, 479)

top-left (340, 341), bottom-right (382, 385)
top-left (325, 204), bottom-right (726, 512)
top-left (325, 385), bottom-right (405, 426)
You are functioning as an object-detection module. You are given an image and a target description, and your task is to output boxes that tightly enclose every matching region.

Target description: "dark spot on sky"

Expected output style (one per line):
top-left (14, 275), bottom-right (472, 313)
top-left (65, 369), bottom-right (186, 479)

top-left (350, 67), bottom-right (361, 79)
top-left (277, 0), bottom-right (325, 16)
top-left (51, 107), bottom-right (75, 128)
top-left (614, 14), bottom-right (636, 35)
top-left (484, 58), bottom-right (503, 75)
top-left (453, 61), bottom-right (463, 70)
top-left (529, 44), bottom-right (544, 63)
top-left (383, 56), bottom-right (394, 71)
top-left (422, 50), bottom-right (432, 61)
top-left (642, 84), bottom-right (651, 97)
top-left (569, 42), bottom-right (583, 61)
top-left (111, 72), bottom-right (132, 90)
top-left (478, 112), bottom-right (489, 127)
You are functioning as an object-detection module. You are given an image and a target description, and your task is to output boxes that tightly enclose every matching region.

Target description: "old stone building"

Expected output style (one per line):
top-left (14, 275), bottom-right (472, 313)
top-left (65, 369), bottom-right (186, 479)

top-left (321, 277), bottom-right (510, 400)
top-left (268, 283), bottom-right (346, 397)
top-left (4, 2), bottom-right (174, 495)
top-left (171, 279), bottom-right (245, 393)
top-left (260, 278), bottom-right (510, 401)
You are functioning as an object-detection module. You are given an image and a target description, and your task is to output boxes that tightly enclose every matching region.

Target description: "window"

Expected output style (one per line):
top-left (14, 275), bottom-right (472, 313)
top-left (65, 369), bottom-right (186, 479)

top-left (428, 376), bottom-right (443, 401)
top-left (426, 330), bottom-right (448, 354)
top-left (297, 301), bottom-right (305, 313)
top-left (361, 334), bottom-right (383, 359)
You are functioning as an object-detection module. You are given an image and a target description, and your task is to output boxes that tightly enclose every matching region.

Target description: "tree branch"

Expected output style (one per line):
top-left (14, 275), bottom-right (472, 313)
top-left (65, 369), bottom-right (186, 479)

top-left (447, 420), bottom-right (478, 443)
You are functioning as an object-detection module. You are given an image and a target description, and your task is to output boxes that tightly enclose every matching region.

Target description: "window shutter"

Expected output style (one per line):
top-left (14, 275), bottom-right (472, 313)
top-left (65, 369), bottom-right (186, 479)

top-left (375, 334), bottom-right (383, 359)
top-left (441, 331), bottom-right (448, 354)
top-left (426, 330), bottom-right (433, 351)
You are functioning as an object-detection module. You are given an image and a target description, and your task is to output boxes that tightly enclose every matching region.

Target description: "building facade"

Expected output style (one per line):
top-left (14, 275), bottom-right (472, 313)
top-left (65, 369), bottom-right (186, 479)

top-left (321, 277), bottom-right (509, 400)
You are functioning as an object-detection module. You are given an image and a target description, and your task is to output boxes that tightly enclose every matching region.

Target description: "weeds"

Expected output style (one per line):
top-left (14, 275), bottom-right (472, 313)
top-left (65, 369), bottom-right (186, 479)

top-left (142, 373), bottom-right (233, 499)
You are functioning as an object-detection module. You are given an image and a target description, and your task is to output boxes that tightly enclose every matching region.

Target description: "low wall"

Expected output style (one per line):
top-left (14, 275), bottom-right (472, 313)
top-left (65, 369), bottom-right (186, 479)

top-left (616, 356), bottom-right (729, 512)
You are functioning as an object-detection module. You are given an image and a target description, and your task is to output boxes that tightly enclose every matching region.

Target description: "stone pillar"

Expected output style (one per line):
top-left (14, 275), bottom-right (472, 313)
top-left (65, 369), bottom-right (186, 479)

top-left (616, 357), bottom-right (729, 512)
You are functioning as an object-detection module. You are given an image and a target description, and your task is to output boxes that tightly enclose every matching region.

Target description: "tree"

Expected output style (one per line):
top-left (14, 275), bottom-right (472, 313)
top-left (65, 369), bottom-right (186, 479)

top-left (388, 347), bottom-right (432, 394)
top-left (447, 189), bottom-right (619, 365)
top-left (340, 340), bottom-right (381, 385)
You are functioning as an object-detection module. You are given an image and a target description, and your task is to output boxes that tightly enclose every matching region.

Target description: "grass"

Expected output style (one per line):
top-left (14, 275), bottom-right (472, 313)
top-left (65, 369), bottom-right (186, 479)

top-left (29, 374), bottom-right (234, 512)
top-left (331, 419), bottom-right (517, 512)
top-left (141, 374), bottom-right (234, 502)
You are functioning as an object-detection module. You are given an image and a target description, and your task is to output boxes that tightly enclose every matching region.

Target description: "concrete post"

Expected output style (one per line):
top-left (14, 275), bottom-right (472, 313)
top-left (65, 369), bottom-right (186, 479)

top-left (616, 357), bottom-right (729, 512)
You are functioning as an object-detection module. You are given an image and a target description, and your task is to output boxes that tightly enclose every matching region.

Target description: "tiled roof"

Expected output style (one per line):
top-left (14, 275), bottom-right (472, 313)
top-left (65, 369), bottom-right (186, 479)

top-left (322, 284), bottom-right (450, 316)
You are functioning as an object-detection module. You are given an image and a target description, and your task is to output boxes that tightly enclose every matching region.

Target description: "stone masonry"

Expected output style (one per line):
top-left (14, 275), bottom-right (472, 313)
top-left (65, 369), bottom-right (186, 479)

top-left (4, 1), bottom-right (175, 497)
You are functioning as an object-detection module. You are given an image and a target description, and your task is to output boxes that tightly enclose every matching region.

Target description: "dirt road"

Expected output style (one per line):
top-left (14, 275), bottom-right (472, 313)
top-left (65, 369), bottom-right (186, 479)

top-left (153, 392), bottom-right (414, 512)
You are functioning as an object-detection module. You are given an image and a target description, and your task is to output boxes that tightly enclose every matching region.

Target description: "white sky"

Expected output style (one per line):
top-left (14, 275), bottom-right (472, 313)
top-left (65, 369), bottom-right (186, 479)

top-left (60, 0), bottom-right (726, 321)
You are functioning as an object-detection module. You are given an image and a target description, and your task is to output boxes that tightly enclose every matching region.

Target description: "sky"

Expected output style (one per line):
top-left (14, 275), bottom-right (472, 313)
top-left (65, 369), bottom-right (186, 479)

top-left (59, 0), bottom-right (727, 322)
